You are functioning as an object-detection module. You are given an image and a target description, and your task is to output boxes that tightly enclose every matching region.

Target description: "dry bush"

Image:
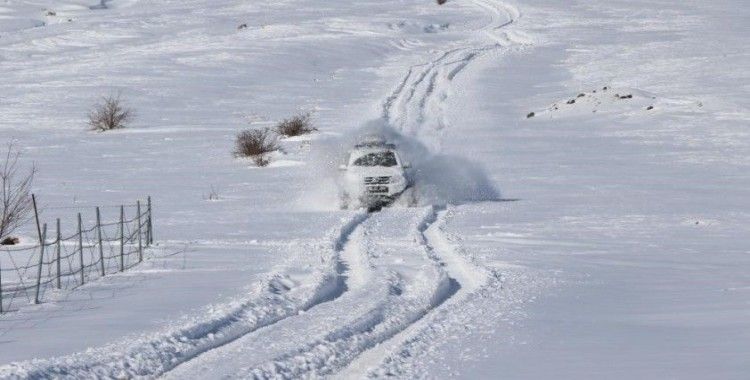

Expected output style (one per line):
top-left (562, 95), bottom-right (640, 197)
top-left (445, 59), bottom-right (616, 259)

top-left (88, 94), bottom-right (134, 131)
top-left (0, 143), bottom-right (35, 240)
top-left (275, 112), bottom-right (316, 137)
top-left (234, 128), bottom-right (279, 167)
top-left (1, 236), bottom-right (20, 246)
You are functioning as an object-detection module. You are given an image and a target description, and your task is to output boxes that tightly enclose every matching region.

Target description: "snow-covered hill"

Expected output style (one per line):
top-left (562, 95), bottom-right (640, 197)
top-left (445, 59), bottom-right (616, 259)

top-left (0, 0), bottom-right (748, 378)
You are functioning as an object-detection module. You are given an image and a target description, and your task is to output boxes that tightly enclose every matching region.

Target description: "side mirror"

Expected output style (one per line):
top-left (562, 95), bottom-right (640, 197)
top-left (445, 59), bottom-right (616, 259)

top-left (338, 164), bottom-right (347, 171)
top-left (403, 162), bottom-right (412, 169)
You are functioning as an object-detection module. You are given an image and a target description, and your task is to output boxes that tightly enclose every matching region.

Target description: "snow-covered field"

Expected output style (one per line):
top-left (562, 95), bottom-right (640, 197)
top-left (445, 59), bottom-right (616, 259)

top-left (1, 0), bottom-right (748, 378)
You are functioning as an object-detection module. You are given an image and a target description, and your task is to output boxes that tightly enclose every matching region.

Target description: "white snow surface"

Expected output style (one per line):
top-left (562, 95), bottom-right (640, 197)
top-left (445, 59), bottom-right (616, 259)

top-left (0, 0), bottom-right (749, 378)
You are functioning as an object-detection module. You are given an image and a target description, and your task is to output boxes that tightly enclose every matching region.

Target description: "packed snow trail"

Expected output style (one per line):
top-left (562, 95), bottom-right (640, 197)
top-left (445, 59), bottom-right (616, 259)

top-left (0, 212), bottom-right (368, 379)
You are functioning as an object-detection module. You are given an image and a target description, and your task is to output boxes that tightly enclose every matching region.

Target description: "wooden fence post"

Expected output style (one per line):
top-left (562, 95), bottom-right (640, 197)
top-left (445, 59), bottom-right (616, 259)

top-left (77, 213), bottom-right (84, 285)
top-left (147, 196), bottom-right (153, 246)
top-left (34, 224), bottom-right (47, 304)
top-left (56, 218), bottom-right (61, 289)
top-left (137, 201), bottom-right (143, 263)
top-left (96, 207), bottom-right (105, 277)
top-left (119, 205), bottom-right (125, 272)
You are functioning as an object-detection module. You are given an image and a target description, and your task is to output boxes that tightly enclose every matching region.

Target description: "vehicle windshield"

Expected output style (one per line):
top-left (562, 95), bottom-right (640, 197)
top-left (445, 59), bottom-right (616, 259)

top-left (352, 151), bottom-right (398, 167)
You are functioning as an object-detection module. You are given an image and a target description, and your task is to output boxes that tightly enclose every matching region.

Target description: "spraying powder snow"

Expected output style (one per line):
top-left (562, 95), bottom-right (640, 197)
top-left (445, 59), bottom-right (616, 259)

top-left (297, 119), bottom-right (500, 210)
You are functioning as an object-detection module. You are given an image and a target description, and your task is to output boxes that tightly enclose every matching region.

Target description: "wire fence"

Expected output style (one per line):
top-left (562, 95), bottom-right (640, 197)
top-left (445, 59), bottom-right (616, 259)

top-left (0, 196), bottom-right (154, 314)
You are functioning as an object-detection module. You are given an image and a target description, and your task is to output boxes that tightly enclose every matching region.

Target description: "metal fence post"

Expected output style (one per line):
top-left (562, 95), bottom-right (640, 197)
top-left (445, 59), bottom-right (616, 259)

top-left (147, 196), bottom-right (153, 246)
top-left (31, 194), bottom-right (43, 248)
top-left (119, 205), bottom-right (125, 272)
top-left (137, 201), bottom-right (143, 263)
top-left (96, 207), bottom-right (105, 277)
top-left (56, 218), bottom-right (61, 289)
top-left (34, 224), bottom-right (47, 304)
top-left (78, 213), bottom-right (84, 285)
top-left (0, 258), bottom-right (4, 313)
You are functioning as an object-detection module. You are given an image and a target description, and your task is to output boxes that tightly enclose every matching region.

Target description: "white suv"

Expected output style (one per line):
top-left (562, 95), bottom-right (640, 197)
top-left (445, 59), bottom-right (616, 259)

top-left (339, 136), bottom-right (412, 210)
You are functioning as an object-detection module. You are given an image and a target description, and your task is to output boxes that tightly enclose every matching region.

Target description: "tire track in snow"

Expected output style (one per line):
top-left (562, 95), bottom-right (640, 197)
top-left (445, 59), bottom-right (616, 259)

top-left (0, 212), bottom-right (369, 379)
top-left (230, 207), bottom-right (460, 379)
top-left (165, 209), bottom-right (466, 378)
top-left (162, 214), bottom-right (395, 379)
top-left (382, 0), bottom-right (524, 150)
top-left (360, 207), bottom-right (504, 377)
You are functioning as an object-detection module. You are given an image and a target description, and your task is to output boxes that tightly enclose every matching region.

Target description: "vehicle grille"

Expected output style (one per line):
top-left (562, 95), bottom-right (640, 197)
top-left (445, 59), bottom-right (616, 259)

top-left (367, 186), bottom-right (389, 194)
top-left (364, 176), bottom-right (391, 185)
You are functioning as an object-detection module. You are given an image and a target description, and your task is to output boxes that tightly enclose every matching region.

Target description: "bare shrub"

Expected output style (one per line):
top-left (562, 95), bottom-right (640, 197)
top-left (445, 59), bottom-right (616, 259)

top-left (0, 143), bottom-right (35, 240)
top-left (88, 94), bottom-right (134, 131)
top-left (275, 112), bottom-right (316, 137)
top-left (1, 236), bottom-right (20, 246)
top-left (234, 128), bottom-right (279, 167)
